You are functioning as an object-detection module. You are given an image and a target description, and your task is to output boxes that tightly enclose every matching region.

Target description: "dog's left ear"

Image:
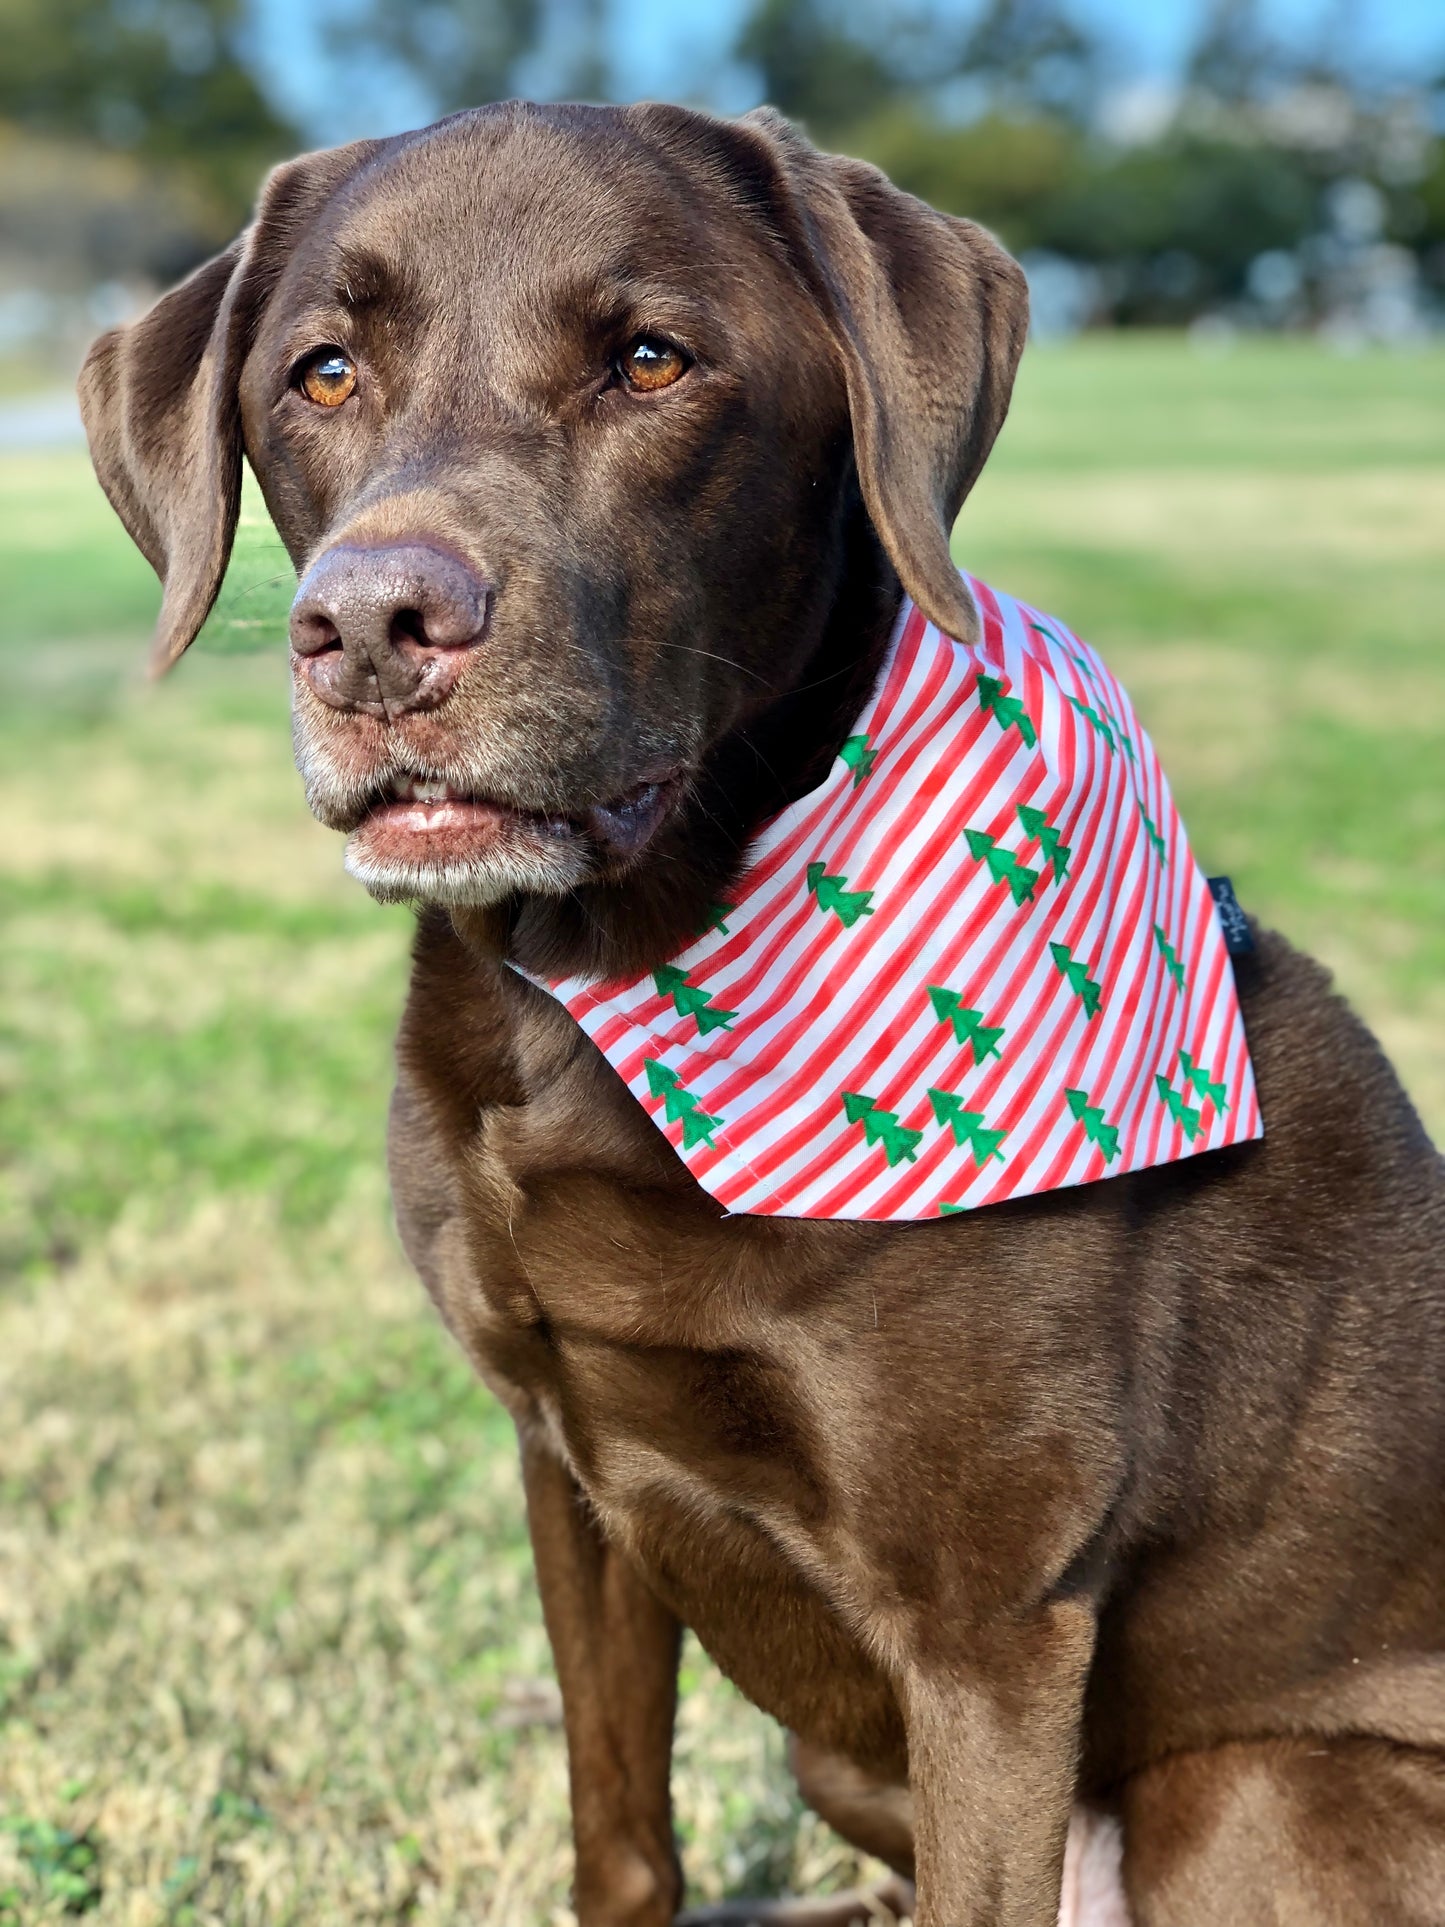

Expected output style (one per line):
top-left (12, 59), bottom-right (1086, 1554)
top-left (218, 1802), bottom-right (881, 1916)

top-left (738, 107), bottom-right (1029, 646)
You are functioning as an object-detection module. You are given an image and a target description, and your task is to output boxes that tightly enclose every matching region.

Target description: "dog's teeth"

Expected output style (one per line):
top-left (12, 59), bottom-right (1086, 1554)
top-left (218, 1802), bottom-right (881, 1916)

top-left (394, 776), bottom-right (457, 802)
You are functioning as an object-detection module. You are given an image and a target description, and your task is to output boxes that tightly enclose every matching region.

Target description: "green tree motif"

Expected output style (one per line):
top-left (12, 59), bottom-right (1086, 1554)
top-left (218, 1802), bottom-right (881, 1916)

top-left (1155, 1074), bottom-right (1202, 1141)
top-left (1138, 804), bottom-right (1167, 864)
top-left (644, 1060), bottom-right (725, 1149)
top-left (838, 734), bottom-right (877, 786)
top-left (806, 861), bottom-right (874, 927)
top-left (927, 986), bottom-right (1005, 1063)
top-left (1065, 1086), bottom-right (1120, 1162)
top-left (1179, 1049), bottom-right (1228, 1110)
top-left (938, 1200), bottom-right (970, 1215)
top-left (653, 964), bottom-right (737, 1036)
top-left (927, 1088), bottom-right (1008, 1165)
top-left (1016, 802), bottom-right (1071, 882)
top-left (1049, 941), bottom-right (1103, 1019)
top-left (965, 827), bottom-right (1040, 905)
top-left (841, 1091), bottom-right (923, 1166)
top-left (1066, 694), bottom-right (1116, 751)
top-left (695, 900), bottom-right (734, 937)
top-left (974, 672), bottom-right (1037, 748)
top-left (1154, 924), bottom-right (1186, 990)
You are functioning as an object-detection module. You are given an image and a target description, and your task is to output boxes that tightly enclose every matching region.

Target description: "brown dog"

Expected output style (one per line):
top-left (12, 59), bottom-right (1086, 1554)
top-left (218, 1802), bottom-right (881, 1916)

top-left (80, 101), bottom-right (1445, 1927)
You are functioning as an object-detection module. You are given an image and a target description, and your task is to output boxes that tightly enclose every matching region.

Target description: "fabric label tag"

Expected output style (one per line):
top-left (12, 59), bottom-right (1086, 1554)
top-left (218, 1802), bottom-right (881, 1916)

top-left (1208, 876), bottom-right (1254, 956)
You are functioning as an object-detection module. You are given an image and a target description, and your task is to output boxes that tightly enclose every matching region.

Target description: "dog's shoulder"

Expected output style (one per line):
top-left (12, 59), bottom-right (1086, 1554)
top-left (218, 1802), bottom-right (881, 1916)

top-left (1239, 924), bottom-right (1441, 1188)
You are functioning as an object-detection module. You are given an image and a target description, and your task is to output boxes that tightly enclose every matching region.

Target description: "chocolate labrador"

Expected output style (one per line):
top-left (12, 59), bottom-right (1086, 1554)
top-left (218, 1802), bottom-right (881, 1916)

top-left (79, 101), bottom-right (1445, 1927)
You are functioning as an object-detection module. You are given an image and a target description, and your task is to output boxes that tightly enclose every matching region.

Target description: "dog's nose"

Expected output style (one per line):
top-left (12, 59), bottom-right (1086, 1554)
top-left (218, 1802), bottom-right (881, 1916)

top-left (289, 541), bottom-right (490, 715)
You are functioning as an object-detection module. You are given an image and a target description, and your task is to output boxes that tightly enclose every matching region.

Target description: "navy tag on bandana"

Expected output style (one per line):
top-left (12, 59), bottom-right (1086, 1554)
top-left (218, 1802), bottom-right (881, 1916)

top-left (1208, 877), bottom-right (1254, 957)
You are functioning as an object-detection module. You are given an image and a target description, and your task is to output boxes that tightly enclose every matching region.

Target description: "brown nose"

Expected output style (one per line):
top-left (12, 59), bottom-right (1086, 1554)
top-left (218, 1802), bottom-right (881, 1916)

top-left (289, 541), bottom-right (490, 716)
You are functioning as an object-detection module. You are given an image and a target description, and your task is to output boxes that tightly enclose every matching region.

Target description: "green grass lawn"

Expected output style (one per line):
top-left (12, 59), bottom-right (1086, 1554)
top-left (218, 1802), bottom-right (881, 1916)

top-left (2, 336), bottom-right (1442, 1923)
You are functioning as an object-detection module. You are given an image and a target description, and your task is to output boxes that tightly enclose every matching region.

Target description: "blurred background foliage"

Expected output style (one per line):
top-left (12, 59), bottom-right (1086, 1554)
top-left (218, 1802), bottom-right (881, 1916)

top-left (0, 0), bottom-right (1442, 373)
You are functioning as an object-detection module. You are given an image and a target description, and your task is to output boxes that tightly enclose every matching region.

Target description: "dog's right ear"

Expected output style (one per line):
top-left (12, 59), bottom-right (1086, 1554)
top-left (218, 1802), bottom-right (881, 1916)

top-left (78, 140), bottom-right (381, 675)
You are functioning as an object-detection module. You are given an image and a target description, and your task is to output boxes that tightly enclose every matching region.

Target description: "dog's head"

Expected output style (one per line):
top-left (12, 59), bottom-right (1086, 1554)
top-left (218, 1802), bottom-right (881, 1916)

top-left (80, 101), bottom-right (1026, 957)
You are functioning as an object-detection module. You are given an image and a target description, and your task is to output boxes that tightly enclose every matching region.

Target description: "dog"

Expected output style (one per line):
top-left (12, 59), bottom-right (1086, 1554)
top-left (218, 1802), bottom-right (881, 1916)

top-left (80, 101), bottom-right (1445, 1926)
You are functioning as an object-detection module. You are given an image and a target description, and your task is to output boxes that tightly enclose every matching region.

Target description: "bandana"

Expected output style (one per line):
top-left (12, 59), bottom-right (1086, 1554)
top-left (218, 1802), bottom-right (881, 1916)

top-left (522, 573), bottom-right (1262, 1220)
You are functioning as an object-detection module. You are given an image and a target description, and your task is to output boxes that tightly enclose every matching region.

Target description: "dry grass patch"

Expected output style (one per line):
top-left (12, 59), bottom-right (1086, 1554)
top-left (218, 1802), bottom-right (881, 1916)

top-left (0, 1197), bottom-right (884, 1924)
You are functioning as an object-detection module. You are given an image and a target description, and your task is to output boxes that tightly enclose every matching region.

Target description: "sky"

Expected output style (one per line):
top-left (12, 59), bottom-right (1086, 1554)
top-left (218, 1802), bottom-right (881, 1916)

top-left (254, 0), bottom-right (1445, 145)
top-left (1072, 0), bottom-right (1440, 80)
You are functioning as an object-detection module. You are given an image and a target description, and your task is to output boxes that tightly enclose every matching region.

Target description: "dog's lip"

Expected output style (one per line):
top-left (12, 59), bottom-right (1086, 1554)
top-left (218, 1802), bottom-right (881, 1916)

top-left (351, 767), bottom-right (685, 858)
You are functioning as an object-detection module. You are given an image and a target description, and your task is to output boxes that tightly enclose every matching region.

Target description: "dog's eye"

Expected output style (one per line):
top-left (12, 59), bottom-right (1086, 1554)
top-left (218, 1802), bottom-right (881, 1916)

top-left (618, 336), bottom-right (689, 393)
top-left (297, 348), bottom-right (357, 408)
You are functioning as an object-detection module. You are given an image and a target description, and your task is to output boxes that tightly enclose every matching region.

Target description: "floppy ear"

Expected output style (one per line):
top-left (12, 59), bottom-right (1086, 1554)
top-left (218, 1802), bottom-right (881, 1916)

top-left (78, 140), bottom-right (381, 675)
top-left (738, 107), bottom-right (1029, 646)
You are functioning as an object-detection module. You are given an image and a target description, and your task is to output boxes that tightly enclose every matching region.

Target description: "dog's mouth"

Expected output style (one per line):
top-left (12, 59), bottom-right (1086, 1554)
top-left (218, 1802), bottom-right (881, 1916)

top-left (343, 766), bottom-right (685, 893)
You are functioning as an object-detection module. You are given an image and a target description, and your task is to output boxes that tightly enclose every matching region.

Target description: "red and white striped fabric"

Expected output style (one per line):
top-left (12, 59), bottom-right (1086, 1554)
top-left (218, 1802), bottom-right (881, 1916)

top-left (524, 573), bottom-right (1263, 1220)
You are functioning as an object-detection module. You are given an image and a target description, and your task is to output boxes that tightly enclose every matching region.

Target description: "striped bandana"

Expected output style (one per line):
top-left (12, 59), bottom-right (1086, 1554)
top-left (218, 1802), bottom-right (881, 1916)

top-left (522, 572), bottom-right (1263, 1220)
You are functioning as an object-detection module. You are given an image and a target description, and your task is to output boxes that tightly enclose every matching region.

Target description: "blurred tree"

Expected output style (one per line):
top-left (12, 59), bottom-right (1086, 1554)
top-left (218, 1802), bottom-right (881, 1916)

top-left (1034, 136), bottom-right (1322, 318)
top-left (839, 104), bottom-right (1079, 240)
top-left (1411, 91), bottom-right (1445, 293)
top-left (952, 0), bottom-right (1099, 125)
top-left (734, 0), bottom-right (1099, 140)
top-left (0, 0), bottom-right (297, 234)
top-left (339, 0), bottom-right (604, 120)
top-left (736, 0), bottom-right (899, 136)
top-left (1185, 0), bottom-right (1282, 106)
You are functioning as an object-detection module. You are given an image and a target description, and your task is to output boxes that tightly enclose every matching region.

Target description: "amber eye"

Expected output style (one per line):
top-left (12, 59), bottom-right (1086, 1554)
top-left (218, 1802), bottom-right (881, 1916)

top-left (618, 335), bottom-right (689, 393)
top-left (297, 348), bottom-right (357, 407)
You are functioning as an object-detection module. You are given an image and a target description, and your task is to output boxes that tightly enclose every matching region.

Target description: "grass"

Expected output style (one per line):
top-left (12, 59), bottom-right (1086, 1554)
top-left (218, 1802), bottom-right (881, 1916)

top-left (2, 335), bottom-right (1442, 1922)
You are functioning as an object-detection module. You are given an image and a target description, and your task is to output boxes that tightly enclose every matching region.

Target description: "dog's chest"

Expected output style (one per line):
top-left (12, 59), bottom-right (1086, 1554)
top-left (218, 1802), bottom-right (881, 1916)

top-left (395, 959), bottom-right (900, 1644)
top-left (460, 1131), bottom-right (911, 1754)
top-left (469, 1109), bottom-right (840, 1537)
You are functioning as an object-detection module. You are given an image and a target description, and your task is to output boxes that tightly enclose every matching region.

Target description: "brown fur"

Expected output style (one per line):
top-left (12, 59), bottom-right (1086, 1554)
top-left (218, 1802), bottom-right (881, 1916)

top-left (79, 101), bottom-right (1445, 1927)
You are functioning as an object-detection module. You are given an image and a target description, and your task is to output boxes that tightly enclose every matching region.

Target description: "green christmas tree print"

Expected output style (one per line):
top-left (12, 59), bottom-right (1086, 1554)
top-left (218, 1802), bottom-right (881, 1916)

top-left (695, 900), bottom-right (734, 937)
top-left (1066, 694), bottom-right (1116, 751)
top-left (938, 1200), bottom-right (970, 1215)
top-left (644, 1060), bottom-right (724, 1149)
top-left (1026, 615), bottom-right (1104, 699)
top-left (927, 986), bottom-right (1005, 1063)
top-left (1138, 804), bottom-right (1167, 865)
top-left (1065, 1086), bottom-right (1120, 1162)
top-left (927, 1088), bottom-right (1008, 1165)
top-left (1049, 942), bottom-right (1103, 1019)
top-left (1016, 803), bottom-right (1071, 883)
top-left (1154, 1048), bottom-right (1228, 1142)
top-left (806, 861), bottom-right (874, 928)
top-left (841, 1091), bottom-right (923, 1166)
top-left (838, 734), bottom-right (877, 786)
top-left (974, 672), bottom-right (1038, 748)
top-left (1154, 924), bottom-right (1186, 991)
top-left (965, 827), bottom-right (1041, 906)
top-left (1179, 1049), bottom-right (1228, 1110)
top-left (1155, 1073), bottom-right (1202, 1140)
top-left (652, 964), bottom-right (737, 1037)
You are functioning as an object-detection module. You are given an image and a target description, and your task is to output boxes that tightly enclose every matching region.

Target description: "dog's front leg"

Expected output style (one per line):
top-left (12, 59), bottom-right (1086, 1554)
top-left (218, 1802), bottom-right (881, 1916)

top-left (901, 1595), bottom-right (1095, 1927)
top-left (520, 1425), bottom-right (684, 1927)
